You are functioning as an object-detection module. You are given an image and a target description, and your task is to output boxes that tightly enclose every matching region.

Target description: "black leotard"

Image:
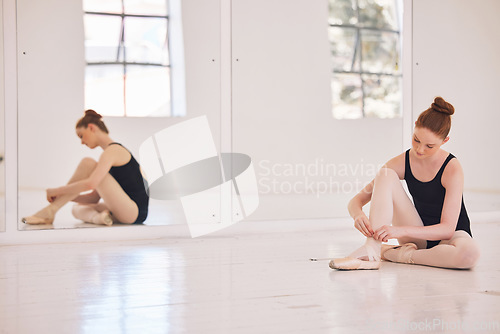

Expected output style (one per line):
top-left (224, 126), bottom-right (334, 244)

top-left (404, 149), bottom-right (472, 249)
top-left (108, 143), bottom-right (149, 224)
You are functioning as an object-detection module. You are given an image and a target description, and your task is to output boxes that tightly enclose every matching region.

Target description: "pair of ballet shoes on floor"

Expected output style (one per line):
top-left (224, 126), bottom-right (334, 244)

top-left (22, 211), bottom-right (113, 226)
top-left (329, 243), bottom-right (418, 270)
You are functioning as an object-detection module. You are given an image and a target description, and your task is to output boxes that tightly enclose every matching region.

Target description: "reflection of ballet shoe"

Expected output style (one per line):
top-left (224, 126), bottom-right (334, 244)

top-left (329, 257), bottom-right (381, 270)
top-left (381, 244), bottom-right (401, 261)
top-left (94, 210), bottom-right (113, 226)
top-left (22, 216), bottom-right (54, 225)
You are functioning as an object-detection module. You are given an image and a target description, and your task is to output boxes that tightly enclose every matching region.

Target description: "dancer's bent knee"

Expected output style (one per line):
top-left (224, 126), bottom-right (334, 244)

top-left (79, 157), bottom-right (97, 169)
top-left (375, 167), bottom-right (399, 182)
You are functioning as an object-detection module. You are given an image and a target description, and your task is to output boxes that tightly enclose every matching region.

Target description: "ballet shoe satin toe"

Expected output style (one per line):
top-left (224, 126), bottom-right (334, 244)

top-left (397, 243), bottom-right (417, 264)
top-left (97, 211), bottom-right (113, 226)
top-left (329, 257), bottom-right (381, 270)
top-left (21, 216), bottom-right (54, 225)
top-left (381, 244), bottom-right (400, 261)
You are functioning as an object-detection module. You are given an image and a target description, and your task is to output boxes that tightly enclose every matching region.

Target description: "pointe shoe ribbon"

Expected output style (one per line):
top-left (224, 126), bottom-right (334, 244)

top-left (329, 257), bottom-right (381, 270)
top-left (22, 216), bottom-right (54, 225)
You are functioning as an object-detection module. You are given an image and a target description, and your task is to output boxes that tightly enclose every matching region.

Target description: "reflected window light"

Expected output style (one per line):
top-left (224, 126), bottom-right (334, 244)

top-left (328, 0), bottom-right (403, 119)
top-left (83, 0), bottom-right (172, 117)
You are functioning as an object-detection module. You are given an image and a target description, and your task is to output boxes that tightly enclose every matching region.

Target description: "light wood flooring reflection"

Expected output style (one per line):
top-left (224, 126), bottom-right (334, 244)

top-left (1, 217), bottom-right (500, 333)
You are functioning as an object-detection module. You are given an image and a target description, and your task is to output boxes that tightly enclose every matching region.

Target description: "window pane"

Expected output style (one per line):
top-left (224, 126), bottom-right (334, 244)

top-left (328, 27), bottom-right (358, 72)
top-left (83, 0), bottom-right (122, 14)
top-left (363, 74), bottom-right (401, 118)
top-left (124, 0), bottom-right (168, 16)
top-left (125, 66), bottom-right (170, 117)
top-left (84, 14), bottom-right (122, 63)
top-left (332, 74), bottom-right (363, 119)
top-left (358, 0), bottom-right (399, 30)
top-left (85, 65), bottom-right (125, 116)
top-left (328, 0), bottom-right (357, 25)
top-left (361, 30), bottom-right (400, 74)
top-left (124, 17), bottom-right (168, 65)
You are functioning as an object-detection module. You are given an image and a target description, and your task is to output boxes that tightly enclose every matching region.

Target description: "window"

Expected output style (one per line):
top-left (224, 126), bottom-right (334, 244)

top-left (84, 0), bottom-right (170, 117)
top-left (328, 0), bottom-right (402, 119)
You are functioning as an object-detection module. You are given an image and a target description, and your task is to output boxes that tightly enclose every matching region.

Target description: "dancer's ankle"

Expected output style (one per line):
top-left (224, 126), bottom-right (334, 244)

top-left (365, 237), bottom-right (381, 253)
top-left (33, 204), bottom-right (57, 220)
top-left (347, 240), bottom-right (381, 262)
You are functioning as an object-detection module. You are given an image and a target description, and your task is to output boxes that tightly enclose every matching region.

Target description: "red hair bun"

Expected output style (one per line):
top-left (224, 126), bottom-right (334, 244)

top-left (431, 97), bottom-right (455, 115)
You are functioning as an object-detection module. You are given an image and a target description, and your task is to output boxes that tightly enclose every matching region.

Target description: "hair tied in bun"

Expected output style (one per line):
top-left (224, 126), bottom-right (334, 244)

top-left (76, 109), bottom-right (109, 133)
top-left (431, 97), bottom-right (455, 115)
top-left (85, 109), bottom-right (103, 119)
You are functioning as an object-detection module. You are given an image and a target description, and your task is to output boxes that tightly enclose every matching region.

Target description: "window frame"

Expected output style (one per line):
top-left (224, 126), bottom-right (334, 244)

top-left (84, 2), bottom-right (171, 117)
top-left (329, 0), bottom-right (403, 119)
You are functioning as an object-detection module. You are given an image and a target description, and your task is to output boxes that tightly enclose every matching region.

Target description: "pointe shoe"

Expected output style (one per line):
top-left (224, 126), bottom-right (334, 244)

top-left (397, 243), bottom-right (417, 264)
top-left (22, 216), bottom-right (54, 225)
top-left (94, 210), bottom-right (113, 226)
top-left (330, 243), bottom-right (382, 270)
top-left (381, 244), bottom-right (401, 261)
top-left (329, 257), bottom-right (381, 270)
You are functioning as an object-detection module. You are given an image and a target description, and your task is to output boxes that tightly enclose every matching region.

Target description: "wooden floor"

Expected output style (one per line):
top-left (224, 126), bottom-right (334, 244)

top-left (1, 217), bottom-right (500, 333)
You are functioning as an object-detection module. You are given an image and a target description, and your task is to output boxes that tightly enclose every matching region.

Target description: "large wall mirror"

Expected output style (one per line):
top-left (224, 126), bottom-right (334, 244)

top-left (0, 0), bottom-right (5, 232)
top-left (16, 0), bottom-right (408, 231)
top-left (17, 0), bottom-right (222, 230)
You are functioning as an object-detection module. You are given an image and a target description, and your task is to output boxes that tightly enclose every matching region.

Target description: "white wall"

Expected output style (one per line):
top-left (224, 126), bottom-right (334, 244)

top-left (0, 0), bottom-right (5, 231)
top-left (232, 0), bottom-right (403, 220)
top-left (413, 0), bottom-right (500, 192)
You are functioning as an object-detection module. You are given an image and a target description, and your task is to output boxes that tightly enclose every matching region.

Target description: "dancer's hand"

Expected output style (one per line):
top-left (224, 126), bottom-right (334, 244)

top-left (373, 225), bottom-right (404, 242)
top-left (46, 188), bottom-right (58, 203)
top-left (353, 213), bottom-right (374, 237)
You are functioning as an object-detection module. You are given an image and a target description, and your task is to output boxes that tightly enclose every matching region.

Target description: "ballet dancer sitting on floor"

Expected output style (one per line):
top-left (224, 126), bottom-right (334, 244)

top-left (22, 109), bottom-right (149, 226)
top-left (330, 97), bottom-right (480, 270)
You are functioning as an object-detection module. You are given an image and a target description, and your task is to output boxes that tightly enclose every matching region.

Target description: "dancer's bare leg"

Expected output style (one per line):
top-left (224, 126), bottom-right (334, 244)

top-left (347, 168), bottom-right (426, 261)
top-left (384, 230), bottom-right (480, 269)
top-left (95, 174), bottom-right (139, 224)
top-left (23, 158), bottom-right (98, 224)
top-left (72, 177), bottom-right (139, 225)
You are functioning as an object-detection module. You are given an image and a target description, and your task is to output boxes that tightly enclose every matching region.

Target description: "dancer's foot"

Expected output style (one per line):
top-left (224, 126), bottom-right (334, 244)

top-left (22, 216), bottom-right (54, 225)
top-left (92, 210), bottom-right (113, 226)
top-left (382, 243), bottom-right (418, 264)
top-left (329, 243), bottom-right (381, 270)
top-left (381, 244), bottom-right (401, 261)
top-left (22, 205), bottom-right (56, 225)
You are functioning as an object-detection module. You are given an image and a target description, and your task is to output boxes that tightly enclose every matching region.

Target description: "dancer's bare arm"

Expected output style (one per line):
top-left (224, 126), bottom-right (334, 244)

top-left (47, 146), bottom-right (124, 201)
top-left (348, 180), bottom-right (374, 237)
top-left (72, 190), bottom-right (100, 204)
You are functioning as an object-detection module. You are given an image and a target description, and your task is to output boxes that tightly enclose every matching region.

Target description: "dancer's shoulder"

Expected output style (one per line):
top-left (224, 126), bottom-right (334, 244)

top-left (382, 152), bottom-right (406, 180)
